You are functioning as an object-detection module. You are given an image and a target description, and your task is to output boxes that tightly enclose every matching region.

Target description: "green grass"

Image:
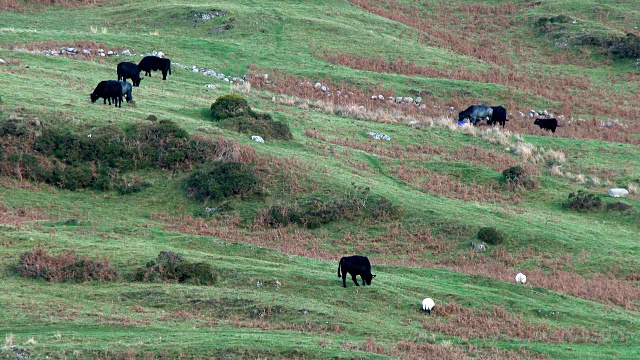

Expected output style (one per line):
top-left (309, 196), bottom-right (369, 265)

top-left (1, 0), bottom-right (640, 359)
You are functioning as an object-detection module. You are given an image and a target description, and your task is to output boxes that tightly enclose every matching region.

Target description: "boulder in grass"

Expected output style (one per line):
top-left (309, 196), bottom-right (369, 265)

top-left (251, 135), bottom-right (264, 143)
top-left (608, 188), bottom-right (629, 198)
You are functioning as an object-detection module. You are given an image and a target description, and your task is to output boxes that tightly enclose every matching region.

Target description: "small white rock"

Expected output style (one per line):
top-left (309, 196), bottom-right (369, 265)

top-left (251, 135), bottom-right (265, 143)
top-left (608, 188), bottom-right (629, 198)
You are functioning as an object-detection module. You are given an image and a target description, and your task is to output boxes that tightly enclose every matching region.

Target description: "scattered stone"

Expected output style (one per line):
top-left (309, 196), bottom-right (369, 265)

top-left (608, 188), bottom-right (629, 198)
top-left (367, 131), bottom-right (391, 141)
top-left (204, 84), bottom-right (217, 89)
top-left (471, 240), bottom-right (486, 251)
top-left (82, 49), bottom-right (91, 55)
top-left (0, 59), bottom-right (4, 64)
top-left (251, 135), bottom-right (265, 143)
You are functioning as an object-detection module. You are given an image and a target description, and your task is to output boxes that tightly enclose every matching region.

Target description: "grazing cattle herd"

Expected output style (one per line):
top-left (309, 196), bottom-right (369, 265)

top-left (91, 55), bottom-right (171, 107)
top-left (456, 104), bottom-right (557, 134)
top-left (92, 55), bottom-right (560, 135)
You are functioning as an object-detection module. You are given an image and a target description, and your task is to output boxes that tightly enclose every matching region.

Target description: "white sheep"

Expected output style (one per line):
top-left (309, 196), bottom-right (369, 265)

top-left (422, 297), bottom-right (435, 315)
top-left (515, 272), bottom-right (527, 284)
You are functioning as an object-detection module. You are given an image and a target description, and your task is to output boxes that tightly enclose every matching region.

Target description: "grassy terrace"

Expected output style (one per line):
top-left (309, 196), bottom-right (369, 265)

top-left (0, 0), bottom-right (639, 358)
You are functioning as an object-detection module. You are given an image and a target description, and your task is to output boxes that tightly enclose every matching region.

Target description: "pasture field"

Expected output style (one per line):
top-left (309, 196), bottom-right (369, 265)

top-left (0, 0), bottom-right (639, 359)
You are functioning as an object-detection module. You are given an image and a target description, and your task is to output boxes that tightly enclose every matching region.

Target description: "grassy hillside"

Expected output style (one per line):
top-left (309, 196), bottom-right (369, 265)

top-left (1, 0), bottom-right (639, 359)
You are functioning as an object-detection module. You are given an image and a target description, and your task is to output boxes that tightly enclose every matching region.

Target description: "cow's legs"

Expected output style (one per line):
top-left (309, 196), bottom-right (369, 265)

top-left (351, 274), bottom-right (360, 286)
top-left (162, 71), bottom-right (167, 80)
top-left (342, 273), bottom-right (348, 288)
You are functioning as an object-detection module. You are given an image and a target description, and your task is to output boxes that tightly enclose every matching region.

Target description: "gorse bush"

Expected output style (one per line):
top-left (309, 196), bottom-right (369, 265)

top-left (502, 165), bottom-right (538, 190)
top-left (17, 247), bottom-right (119, 282)
top-left (257, 185), bottom-right (401, 229)
top-left (211, 94), bottom-right (250, 119)
top-left (563, 190), bottom-right (602, 212)
top-left (477, 227), bottom-right (504, 245)
top-left (0, 118), bottom-right (246, 191)
top-left (183, 161), bottom-right (263, 202)
top-left (210, 94), bottom-right (292, 140)
top-left (133, 251), bottom-right (216, 285)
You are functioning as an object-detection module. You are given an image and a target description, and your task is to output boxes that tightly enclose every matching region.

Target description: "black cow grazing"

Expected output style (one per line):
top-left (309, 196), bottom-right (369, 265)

top-left (489, 106), bottom-right (509, 127)
top-left (458, 105), bottom-right (493, 125)
top-left (138, 56), bottom-right (172, 80)
top-left (90, 80), bottom-right (124, 107)
top-left (534, 118), bottom-right (558, 134)
top-left (337, 255), bottom-right (376, 288)
top-left (117, 62), bottom-right (142, 87)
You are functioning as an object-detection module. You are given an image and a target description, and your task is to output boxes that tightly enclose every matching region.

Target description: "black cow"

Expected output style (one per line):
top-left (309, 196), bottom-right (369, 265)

top-left (138, 56), bottom-right (172, 80)
top-left (337, 255), bottom-right (376, 288)
top-left (489, 106), bottom-right (509, 127)
top-left (458, 105), bottom-right (493, 125)
top-left (90, 80), bottom-right (124, 107)
top-left (117, 62), bottom-right (142, 87)
top-left (534, 118), bottom-right (558, 134)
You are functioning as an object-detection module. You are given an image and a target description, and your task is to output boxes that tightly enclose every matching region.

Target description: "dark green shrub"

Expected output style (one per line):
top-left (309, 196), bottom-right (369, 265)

top-left (211, 94), bottom-right (250, 120)
top-left (368, 196), bottom-right (402, 220)
top-left (116, 178), bottom-right (152, 195)
top-left (477, 227), bottom-right (504, 245)
top-left (133, 251), bottom-right (215, 285)
top-left (219, 113), bottom-right (292, 141)
top-left (563, 190), bottom-right (602, 212)
top-left (17, 247), bottom-right (118, 282)
top-left (60, 163), bottom-right (95, 191)
top-left (259, 191), bottom-right (399, 229)
top-left (503, 165), bottom-right (538, 190)
top-left (606, 201), bottom-right (632, 212)
top-left (183, 161), bottom-right (262, 202)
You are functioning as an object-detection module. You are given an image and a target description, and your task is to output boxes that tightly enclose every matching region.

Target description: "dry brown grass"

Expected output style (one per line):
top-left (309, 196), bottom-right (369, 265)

top-left (0, 204), bottom-right (55, 226)
top-left (436, 249), bottom-right (640, 310)
top-left (0, 0), bottom-right (111, 12)
top-left (424, 302), bottom-right (602, 343)
top-left (346, 0), bottom-right (638, 123)
top-left (391, 162), bottom-right (519, 204)
top-left (351, 336), bottom-right (551, 360)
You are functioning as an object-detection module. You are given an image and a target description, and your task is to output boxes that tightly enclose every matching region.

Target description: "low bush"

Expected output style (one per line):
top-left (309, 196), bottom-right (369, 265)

top-left (211, 94), bottom-right (250, 120)
top-left (211, 94), bottom-right (292, 140)
top-left (183, 161), bottom-right (263, 202)
top-left (133, 251), bottom-right (216, 285)
top-left (606, 201), bottom-right (632, 212)
top-left (0, 118), bottom-right (251, 192)
top-left (258, 187), bottom-right (400, 229)
top-left (563, 190), bottom-right (602, 212)
top-left (116, 176), bottom-right (152, 195)
top-left (502, 165), bottom-right (538, 190)
top-left (16, 247), bottom-right (119, 282)
top-left (477, 227), bottom-right (504, 245)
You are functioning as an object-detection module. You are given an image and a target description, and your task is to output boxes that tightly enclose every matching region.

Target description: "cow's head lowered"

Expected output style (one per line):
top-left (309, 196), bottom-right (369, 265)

top-left (90, 93), bottom-right (100, 103)
top-left (365, 273), bottom-right (377, 285)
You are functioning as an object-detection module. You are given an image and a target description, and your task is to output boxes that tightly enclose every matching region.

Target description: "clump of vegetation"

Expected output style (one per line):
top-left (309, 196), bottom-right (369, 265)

top-left (502, 165), bottom-right (538, 190)
top-left (116, 176), bottom-right (152, 195)
top-left (477, 227), bottom-right (504, 245)
top-left (133, 251), bottom-right (216, 285)
top-left (537, 15), bottom-right (639, 59)
top-left (0, 118), bottom-right (244, 192)
top-left (606, 201), bottom-right (632, 212)
top-left (563, 190), bottom-right (602, 212)
top-left (183, 161), bottom-right (263, 202)
top-left (210, 94), bottom-right (292, 140)
top-left (211, 94), bottom-right (250, 119)
top-left (258, 184), bottom-right (401, 229)
top-left (16, 247), bottom-right (119, 282)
